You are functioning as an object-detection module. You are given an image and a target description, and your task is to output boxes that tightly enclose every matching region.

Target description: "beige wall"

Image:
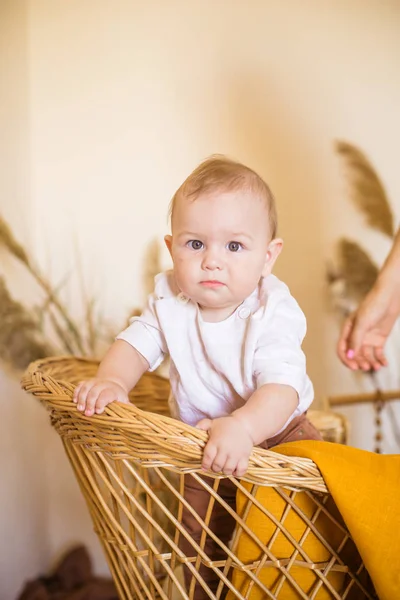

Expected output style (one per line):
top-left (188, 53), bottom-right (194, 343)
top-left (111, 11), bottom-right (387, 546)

top-left (0, 2), bottom-right (50, 598)
top-left (1, 0), bottom-right (400, 597)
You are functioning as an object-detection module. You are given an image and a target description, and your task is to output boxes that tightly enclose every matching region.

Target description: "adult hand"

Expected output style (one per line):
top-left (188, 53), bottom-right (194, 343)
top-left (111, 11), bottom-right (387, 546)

top-left (337, 284), bottom-right (399, 371)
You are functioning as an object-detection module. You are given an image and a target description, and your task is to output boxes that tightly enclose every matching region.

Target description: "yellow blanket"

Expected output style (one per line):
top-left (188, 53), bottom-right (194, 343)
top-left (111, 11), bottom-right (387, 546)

top-left (228, 441), bottom-right (400, 600)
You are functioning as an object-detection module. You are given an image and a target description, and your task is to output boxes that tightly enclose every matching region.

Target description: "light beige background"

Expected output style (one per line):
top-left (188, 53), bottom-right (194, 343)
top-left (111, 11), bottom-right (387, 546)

top-left (1, 1), bottom-right (400, 598)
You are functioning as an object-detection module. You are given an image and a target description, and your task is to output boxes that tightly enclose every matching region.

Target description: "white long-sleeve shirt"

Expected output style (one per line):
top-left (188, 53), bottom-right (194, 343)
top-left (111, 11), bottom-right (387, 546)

top-left (117, 271), bottom-right (314, 431)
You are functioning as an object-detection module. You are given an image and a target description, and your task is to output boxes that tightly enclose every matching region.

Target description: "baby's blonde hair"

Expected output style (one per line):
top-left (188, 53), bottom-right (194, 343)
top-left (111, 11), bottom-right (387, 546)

top-left (169, 155), bottom-right (278, 238)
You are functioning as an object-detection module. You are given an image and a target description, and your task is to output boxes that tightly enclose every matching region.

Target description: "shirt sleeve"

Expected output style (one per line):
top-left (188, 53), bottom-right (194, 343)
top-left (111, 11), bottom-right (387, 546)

top-left (253, 293), bottom-right (308, 398)
top-left (116, 293), bottom-right (167, 372)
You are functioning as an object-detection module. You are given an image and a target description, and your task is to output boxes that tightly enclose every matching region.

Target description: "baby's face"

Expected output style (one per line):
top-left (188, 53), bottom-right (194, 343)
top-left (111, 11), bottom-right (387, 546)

top-left (166, 190), bottom-right (282, 321)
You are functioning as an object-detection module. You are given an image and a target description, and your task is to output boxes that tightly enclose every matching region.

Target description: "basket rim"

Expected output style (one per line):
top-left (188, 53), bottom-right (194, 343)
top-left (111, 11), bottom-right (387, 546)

top-left (20, 356), bottom-right (328, 493)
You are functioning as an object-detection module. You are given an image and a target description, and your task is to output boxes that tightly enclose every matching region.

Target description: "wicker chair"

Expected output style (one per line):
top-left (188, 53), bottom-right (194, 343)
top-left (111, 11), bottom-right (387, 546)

top-left (21, 356), bottom-right (375, 600)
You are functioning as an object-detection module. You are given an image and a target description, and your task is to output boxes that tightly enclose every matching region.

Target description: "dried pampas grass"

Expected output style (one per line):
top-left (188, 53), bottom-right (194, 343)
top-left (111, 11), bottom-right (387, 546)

top-left (0, 215), bottom-right (86, 356)
top-left (0, 218), bottom-right (31, 266)
top-left (0, 214), bottom-right (163, 372)
top-left (328, 141), bottom-right (396, 315)
top-left (335, 140), bottom-right (395, 239)
top-left (335, 238), bottom-right (379, 303)
top-left (0, 277), bottom-right (53, 370)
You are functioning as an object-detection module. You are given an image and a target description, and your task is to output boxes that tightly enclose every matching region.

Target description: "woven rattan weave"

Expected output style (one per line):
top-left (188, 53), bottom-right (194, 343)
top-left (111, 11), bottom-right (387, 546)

top-left (21, 356), bottom-right (375, 600)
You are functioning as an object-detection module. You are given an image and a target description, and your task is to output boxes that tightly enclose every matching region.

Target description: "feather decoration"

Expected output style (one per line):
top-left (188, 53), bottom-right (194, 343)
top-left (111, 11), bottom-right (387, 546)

top-left (335, 237), bottom-right (379, 302)
top-left (335, 140), bottom-right (394, 238)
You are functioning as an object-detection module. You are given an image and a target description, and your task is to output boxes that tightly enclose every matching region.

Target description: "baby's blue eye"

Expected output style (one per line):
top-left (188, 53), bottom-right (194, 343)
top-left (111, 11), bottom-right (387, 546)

top-left (188, 240), bottom-right (203, 250)
top-left (228, 241), bottom-right (242, 252)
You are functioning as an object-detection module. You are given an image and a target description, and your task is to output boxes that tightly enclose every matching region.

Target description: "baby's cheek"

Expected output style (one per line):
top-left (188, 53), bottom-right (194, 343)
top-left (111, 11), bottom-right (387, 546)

top-left (171, 265), bottom-right (196, 297)
top-left (174, 254), bottom-right (193, 270)
top-left (176, 257), bottom-right (199, 279)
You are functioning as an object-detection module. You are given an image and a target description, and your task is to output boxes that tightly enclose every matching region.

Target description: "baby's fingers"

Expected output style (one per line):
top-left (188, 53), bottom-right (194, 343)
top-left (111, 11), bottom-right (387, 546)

top-left (74, 380), bottom-right (95, 411)
top-left (221, 456), bottom-right (238, 476)
top-left (233, 457), bottom-right (249, 478)
top-left (74, 380), bottom-right (99, 414)
top-left (210, 450), bottom-right (227, 473)
top-left (196, 418), bottom-right (212, 431)
top-left (84, 386), bottom-right (105, 416)
top-left (94, 388), bottom-right (120, 414)
top-left (202, 441), bottom-right (217, 471)
top-left (72, 381), bottom-right (83, 402)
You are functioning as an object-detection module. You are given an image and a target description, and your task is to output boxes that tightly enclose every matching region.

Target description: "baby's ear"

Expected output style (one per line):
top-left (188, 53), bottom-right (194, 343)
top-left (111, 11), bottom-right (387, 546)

top-left (262, 238), bottom-right (283, 277)
top-left (164, 235), bottom-right (173, 257)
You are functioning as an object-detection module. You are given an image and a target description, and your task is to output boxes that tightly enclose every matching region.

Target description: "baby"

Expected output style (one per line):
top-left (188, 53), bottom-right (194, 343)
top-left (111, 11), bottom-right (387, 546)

top-left (73, 155), bottom-right (321, 598)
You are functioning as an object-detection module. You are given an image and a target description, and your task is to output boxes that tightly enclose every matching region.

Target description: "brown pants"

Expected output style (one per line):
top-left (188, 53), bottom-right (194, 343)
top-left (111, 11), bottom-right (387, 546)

top-left (178, 414), bottom-right (322, 599)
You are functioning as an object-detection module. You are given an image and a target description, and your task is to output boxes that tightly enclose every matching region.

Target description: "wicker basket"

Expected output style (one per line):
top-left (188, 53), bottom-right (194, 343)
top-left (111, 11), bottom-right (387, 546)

top-left (21, 356), bottom-right (374, 600)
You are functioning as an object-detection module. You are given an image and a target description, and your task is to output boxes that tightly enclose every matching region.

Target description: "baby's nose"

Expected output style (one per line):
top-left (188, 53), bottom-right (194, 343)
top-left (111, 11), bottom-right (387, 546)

top-left (202, 249), bottom-right (222, 270)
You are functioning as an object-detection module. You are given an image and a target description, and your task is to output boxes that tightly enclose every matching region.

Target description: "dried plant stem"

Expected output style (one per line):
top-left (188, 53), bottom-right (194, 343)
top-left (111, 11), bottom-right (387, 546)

top-left (0, 215), bottom-right (86, 354)
top-left (27, 266), bottom-right (86, 355)
top-left (0, 277), bottom-right (54, 369)
top-left (73, 236), bottom-right (97, 355)
top-left (85, 298), bottom-right (97, 355)
top-left (47, 308), bottom-right (78, 355)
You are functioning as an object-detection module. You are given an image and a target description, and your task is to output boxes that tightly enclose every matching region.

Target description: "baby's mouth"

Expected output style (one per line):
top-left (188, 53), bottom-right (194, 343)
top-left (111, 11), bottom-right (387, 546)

top-left (200, 280), bottom-right (225, 287)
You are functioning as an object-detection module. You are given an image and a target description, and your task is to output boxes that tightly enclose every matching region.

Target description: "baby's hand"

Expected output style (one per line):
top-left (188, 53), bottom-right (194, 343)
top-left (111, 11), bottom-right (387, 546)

top-left (196, 415), bottom-right (254, 477)
top-left (73, 378), bottom-right (129, 416)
